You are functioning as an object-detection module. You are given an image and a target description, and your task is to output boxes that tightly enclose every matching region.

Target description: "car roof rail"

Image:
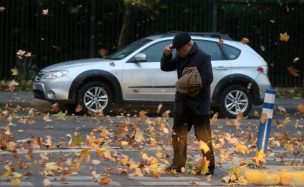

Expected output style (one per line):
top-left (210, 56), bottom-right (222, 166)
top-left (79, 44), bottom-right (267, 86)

top-left (160, 31), bottom-right (233, 40)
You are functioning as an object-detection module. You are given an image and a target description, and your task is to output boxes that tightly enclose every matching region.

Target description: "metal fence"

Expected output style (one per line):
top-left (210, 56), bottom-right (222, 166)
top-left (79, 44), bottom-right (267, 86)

top-left (0, 0), bottom-right (303, 86)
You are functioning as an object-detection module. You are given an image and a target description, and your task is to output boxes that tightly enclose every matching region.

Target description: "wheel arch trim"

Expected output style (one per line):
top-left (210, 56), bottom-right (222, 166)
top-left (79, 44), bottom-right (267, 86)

top-left (68, 70), bottom-right (122, 103)
top-left (212, 74), bottom-right (260, 105)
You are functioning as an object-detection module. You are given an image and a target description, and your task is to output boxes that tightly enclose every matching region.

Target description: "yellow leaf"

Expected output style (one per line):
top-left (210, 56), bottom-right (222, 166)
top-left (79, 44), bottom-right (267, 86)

top-left (252, 150), bottom-right (266, 167)
top-left (79, 148), bottom-right (90, 162)
top-left (10, 68), bottom-right (19, 76)
top-left (100, 128), bottom-right (110, 139)
top-left (197, 156), bottom-right (210, 175)
top-left (119, 155), bottom-right (129, 166)
top-left (10, 177), bottom-right (21, 186)
top-left (96, 148), bottom-right (103, 157)
top-left (280, 32), bottom-right (290, 42)
top-left (236, 143), bottom-right (249, 154)
top-left (297, 104), bottom-right (304, 113)
top-left (198, 140), bottom-right (210, 153)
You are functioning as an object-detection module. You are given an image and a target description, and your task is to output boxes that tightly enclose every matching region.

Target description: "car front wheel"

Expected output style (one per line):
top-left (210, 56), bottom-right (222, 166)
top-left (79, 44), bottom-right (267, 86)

top-left (78, 81), bottom-right (113, 114)
top-left (219, 85), bottom-right (252, 118)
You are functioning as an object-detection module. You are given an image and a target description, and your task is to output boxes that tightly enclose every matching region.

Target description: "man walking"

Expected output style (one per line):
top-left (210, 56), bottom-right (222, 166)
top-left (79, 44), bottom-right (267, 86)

top-left (160, 32), bottom-right (215, 175)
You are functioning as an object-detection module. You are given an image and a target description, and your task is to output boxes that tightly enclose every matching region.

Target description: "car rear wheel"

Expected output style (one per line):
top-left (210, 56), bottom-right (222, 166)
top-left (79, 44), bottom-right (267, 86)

top-left (78, 81), bottom-right (113, 114)
top-left (219, 85), bottom-right (252, 118)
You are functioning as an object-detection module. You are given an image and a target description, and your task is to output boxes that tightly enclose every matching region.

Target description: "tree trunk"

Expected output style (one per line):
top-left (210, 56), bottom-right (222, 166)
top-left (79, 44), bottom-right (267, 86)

top-left (117, 6), bottom-right (132, 49)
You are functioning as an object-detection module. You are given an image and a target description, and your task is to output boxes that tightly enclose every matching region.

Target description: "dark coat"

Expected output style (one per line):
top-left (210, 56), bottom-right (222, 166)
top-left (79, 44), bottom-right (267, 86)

top-left (160, 43), bottom-right (213, 115)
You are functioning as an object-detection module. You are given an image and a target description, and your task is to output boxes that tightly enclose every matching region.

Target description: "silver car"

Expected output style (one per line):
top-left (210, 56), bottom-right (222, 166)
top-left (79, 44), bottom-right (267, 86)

top-left (33, 32), bottom-right (271, 118)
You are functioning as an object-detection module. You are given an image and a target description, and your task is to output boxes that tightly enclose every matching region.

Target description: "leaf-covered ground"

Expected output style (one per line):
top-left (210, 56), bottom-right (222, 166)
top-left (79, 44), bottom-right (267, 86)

top-left (0, 102), bottom-right (303, 186)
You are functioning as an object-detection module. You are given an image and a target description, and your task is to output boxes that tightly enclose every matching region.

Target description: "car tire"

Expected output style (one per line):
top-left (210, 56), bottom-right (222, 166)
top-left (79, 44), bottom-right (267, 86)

top-left (219, 85), bottom-right (252, 118)
top-left (77, 81), bottom-right (113, 115)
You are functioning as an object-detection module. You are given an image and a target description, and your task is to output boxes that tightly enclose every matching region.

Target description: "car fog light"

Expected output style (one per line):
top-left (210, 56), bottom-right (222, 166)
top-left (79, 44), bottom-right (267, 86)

top-left (47, 91), bottom-right (56, 99)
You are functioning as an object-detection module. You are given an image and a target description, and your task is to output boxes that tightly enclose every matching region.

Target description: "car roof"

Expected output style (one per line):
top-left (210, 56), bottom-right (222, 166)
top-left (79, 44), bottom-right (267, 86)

top-left (146, 31), bottom-right (233, 41)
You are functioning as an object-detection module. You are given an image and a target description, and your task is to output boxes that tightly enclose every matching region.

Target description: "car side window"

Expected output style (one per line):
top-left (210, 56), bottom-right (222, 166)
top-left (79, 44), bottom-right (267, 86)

top-left (221, 44), bottom-right (241, 60)
top-left (195, 40), bottom-right (225, 60)
top-left (139, 40), bottom-right (172, 62)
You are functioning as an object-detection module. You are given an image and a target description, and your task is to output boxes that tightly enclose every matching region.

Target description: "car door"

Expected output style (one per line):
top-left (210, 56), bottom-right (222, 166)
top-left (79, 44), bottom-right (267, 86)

top-left (122, 40), bottom-right (177, 101)
top-left (194, 39), bottom-right (232, 97)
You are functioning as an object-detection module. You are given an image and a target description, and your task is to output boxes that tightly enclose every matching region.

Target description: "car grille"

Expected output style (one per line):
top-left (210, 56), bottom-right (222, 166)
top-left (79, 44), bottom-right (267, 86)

top-left (35, 72), bottom-right (45, 81)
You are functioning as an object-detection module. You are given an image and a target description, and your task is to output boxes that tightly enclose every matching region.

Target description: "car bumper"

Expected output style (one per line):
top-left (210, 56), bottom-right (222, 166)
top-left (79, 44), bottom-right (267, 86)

top-left (32, 78), bottom-right (73, 103)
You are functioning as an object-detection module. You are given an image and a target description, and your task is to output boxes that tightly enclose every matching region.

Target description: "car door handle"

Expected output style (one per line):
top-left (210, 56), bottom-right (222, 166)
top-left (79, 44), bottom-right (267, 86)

top-left (215, 66), bottom-right (228, 70)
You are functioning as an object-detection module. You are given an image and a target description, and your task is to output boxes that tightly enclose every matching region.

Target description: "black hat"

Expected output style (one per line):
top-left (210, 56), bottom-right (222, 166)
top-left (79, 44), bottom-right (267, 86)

top-left (172, 32), bottom-right (191, 49)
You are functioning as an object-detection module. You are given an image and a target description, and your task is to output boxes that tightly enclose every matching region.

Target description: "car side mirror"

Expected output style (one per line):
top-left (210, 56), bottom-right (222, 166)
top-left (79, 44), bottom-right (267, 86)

top-left (133, 53), bottom-right (146, 63)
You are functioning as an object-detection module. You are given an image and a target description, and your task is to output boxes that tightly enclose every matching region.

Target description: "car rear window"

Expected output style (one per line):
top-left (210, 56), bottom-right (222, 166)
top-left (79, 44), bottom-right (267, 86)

top-left (195, 40), bottom-right (225, 60)
top-left (221, 44), bottom-right (241, 60)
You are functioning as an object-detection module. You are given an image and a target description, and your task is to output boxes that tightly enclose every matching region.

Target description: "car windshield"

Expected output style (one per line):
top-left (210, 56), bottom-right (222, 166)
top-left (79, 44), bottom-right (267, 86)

top-left (107, 38), bottom-right (152, 60)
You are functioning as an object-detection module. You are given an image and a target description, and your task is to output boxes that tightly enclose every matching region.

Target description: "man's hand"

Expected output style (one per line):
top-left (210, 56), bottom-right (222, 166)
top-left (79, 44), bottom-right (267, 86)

top-left (164, 44), bottom-right (173, 56)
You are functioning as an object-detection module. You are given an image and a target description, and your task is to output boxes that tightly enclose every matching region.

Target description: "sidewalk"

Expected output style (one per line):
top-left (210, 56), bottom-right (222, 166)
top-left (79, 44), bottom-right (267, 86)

top-left (0, 91), bottom-right (303, 112)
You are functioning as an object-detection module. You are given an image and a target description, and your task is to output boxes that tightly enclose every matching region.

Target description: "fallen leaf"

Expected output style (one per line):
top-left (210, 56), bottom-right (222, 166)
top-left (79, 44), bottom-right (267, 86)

top-left (119, 155), bottom-right (129, 166)
top-left (42, 9), bottom-right (49, 15)
top-left (219, 38), bottom-right (224, 44)
top-left (91, 159), bottom-right (101, 165)
top-left (138, 110), bottom-right (147, 120)
top-left (277, 106), bottom-right (287, 113)
top-left (260, 113), bottom-right (268, 124)
top-left (16, 50), bottom-right (26, 59)
top-left (241, 37), bottom-right (250, 44)
top-left (197, 156), bottom-right (210, 175)
top-left (280, 32), bottom-right (290, 42)
top-left (252, 150), bottom-right (266, 167)
top-left (287, 66), bottom-right (299, 77)
top-left (0, 6), bottom-right (5, 11)
top-left (43, 179), bottom-right (52, 186)
top-left (293, 57), bottom-right (300, 63)
top-left (99, 175), bottom-right (110, 185)
top-left (50, 103), bottom-right (60, 113)
top-left (210, 112), bottom-right (218, 125)
top-left (297, 104), bottom-right (304, 113)
top-left (43, 113), bottom-right (52, 122)
top-left (75, 104), bottom-right (83, 112)
top-left (236, 143), bottom-right (249, 154)
top-left (157, 103), bottom-right (163, 113)
top-left (10, 68), bottom-right (19, 76)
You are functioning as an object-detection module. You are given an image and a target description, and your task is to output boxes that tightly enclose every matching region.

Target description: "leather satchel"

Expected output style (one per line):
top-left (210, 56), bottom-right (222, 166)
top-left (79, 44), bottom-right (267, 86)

top-left (175, 66), bottom-right (202, 97)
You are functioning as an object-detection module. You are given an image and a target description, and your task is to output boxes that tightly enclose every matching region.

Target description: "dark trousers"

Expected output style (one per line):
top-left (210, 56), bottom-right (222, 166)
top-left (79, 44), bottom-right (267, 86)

top-left (171, 108), bottom-right (215, 171)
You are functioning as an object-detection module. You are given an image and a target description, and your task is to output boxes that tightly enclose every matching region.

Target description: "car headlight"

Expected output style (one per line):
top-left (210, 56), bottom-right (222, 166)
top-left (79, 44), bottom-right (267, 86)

top-left (43, 70), bottom-right (68, 79)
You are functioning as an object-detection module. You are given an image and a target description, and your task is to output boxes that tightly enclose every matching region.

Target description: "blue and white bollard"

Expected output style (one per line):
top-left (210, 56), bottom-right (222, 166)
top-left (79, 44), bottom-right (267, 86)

top-left (257, 88), bottom-right (276, 153)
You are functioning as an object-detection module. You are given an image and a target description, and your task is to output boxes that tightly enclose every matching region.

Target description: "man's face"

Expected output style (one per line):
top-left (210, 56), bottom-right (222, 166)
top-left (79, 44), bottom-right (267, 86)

top-left (176, 42), bottom-right (192, 58)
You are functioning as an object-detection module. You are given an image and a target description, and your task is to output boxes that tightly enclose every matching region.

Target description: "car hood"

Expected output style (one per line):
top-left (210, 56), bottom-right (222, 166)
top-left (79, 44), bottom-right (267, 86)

top-left (41, 58), bottom-right (110, 71)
